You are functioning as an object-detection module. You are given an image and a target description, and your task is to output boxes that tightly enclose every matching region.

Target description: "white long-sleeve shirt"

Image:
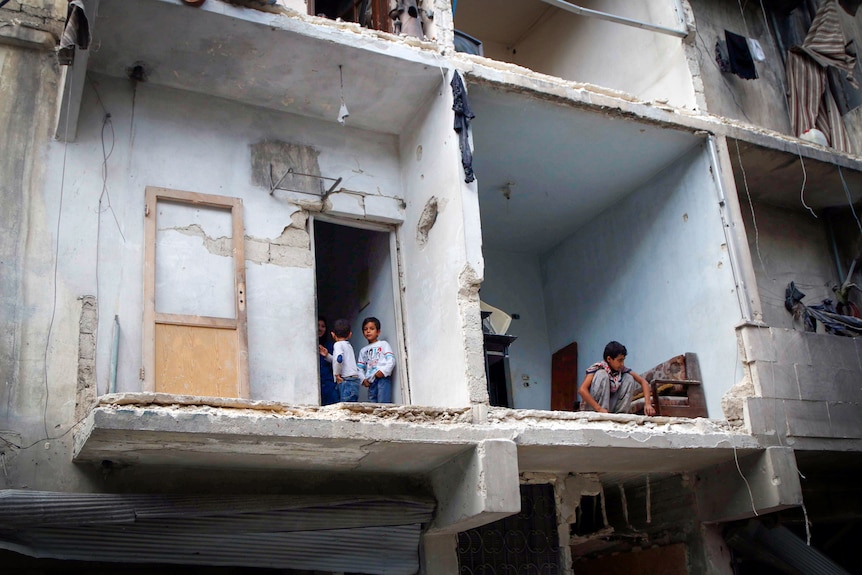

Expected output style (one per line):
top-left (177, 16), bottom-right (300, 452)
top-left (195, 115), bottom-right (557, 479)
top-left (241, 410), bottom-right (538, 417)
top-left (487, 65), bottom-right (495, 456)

top-left (332, 340), bottom-right (359, 379)
top-left (357, 339), bottom-right (396, 383)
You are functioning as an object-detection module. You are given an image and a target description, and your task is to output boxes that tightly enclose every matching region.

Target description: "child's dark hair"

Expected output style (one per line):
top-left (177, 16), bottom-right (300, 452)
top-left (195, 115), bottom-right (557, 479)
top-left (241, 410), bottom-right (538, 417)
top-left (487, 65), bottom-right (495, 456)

top-left (333, 318), bottom-right (351, 338)
top-left (362, 316), bottom-right (381, 331)
top-left (604, 341), bottom-right (627, 360)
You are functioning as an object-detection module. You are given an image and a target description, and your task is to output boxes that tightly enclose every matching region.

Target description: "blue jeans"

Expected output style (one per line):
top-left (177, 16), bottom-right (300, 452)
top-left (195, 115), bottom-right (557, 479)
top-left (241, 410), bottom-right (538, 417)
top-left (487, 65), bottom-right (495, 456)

top-left (368, 376), bottom-right (392, 403)
top-left (338, 377), bottom-right (360, 402)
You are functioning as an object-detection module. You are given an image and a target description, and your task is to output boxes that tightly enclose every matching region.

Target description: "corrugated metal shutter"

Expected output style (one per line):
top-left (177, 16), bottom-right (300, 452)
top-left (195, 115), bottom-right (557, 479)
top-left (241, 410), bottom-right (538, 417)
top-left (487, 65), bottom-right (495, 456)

top-left (0, 490), bottom-right (434, 575)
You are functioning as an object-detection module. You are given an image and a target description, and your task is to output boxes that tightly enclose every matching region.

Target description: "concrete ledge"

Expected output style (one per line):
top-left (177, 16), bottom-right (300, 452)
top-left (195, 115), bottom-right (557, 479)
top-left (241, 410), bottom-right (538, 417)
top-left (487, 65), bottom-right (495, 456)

top-left (427, 439), bottom-right (520, 534)
top-left (72, 394), bottom-right (763, 477)
top-left (695, 446), bottom-right (802, 523)
top-left (0, 21), bottom-right (57, 50)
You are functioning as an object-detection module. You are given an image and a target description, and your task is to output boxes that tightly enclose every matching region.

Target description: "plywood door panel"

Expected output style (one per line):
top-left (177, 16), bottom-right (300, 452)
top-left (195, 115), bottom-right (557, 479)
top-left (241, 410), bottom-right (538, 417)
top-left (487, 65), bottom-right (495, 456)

top-left (551, 341), bottom-right (578, 411)
top-left (155, 324), bottom-right (239, 397)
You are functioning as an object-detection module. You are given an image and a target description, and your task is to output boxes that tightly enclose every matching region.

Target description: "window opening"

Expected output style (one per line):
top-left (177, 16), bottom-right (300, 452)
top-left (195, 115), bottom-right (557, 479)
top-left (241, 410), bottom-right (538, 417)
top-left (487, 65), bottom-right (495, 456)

top-left (309, 0), bottom-right (395, 34)
top-left (313, 219), bottom-right (404, 404)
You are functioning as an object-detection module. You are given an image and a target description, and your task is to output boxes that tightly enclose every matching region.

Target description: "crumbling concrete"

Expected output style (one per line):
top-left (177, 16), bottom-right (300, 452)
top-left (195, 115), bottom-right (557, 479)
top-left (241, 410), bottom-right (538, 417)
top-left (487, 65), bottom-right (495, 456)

top-left (75, 296), bottom-right (97, 422)
top-left (415, 195), bottom-right (438, 246)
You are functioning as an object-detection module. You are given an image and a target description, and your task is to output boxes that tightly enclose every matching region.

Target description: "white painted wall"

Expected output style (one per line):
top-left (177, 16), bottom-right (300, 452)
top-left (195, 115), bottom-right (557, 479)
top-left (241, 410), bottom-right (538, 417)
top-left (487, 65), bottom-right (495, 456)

top-left (542, 144), bottom-right (742, 417)
top-left (513, 0), bottom-right (696, 109)
top-left (398, 71), bottom-right (486, 408)
top-left (38, 74), bottom-right (401, 405)
top-left (481, 249), bottom-right (552, 409)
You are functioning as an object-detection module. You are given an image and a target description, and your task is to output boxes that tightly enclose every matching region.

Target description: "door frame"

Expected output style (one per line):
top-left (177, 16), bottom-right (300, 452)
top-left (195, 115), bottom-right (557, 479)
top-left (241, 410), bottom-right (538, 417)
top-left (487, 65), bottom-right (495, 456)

top-left (310, 214), bottom-right (409, 404)
top-left (142, 186), bottom-right (249, 397)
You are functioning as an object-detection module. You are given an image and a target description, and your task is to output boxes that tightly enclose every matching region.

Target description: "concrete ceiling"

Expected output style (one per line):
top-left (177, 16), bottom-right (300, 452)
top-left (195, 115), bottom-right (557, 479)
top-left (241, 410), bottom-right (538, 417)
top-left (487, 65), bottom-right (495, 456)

top-left (729, 139), bottom-right (862, 211)
top-left (468, 83), bottom-right (704, 254)
top-left (454, 0), bottom-right (553, 46)
top-left (87, 0), bottom-right (445, 135)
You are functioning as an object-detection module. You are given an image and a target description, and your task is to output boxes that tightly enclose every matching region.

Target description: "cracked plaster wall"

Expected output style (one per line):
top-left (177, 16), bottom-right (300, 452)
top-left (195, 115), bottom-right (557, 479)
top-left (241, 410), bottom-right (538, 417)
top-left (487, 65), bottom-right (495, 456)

top-left (398, 69), bottom-right (486, 409)
top-left (9, 71), bottom-right (407, 421)
top-left (0, 0), bottom-right (80, 491)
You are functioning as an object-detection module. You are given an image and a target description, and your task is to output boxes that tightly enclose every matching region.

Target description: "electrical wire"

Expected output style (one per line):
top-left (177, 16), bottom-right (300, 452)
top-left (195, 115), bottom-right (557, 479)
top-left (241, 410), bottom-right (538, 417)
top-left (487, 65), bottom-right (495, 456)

top-left (734, 138), bottom-right (768, 277)
top-left (733, 446), bottom-right (759, 516)
top-left (41, 69), bottom-right (76, 441)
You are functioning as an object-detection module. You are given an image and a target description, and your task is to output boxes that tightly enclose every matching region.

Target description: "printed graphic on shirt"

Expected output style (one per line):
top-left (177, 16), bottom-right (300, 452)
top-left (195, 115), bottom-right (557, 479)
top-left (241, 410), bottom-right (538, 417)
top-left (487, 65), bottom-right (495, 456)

top-left (337, 354), bottom-right (343, 363)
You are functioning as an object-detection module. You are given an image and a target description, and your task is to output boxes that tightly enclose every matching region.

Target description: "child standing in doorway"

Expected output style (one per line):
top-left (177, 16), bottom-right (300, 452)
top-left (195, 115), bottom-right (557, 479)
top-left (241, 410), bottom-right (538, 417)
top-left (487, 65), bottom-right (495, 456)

top-left (331, 318), bottom-right (360, 403)
top-left (358, 317), bottom-right (396, 403)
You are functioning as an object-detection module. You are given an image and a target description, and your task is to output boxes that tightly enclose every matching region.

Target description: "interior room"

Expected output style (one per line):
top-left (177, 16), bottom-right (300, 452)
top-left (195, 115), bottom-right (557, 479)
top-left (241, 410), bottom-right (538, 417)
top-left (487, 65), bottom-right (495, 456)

top-left (314, 219), bottom-right (403, 404)
top-left (469, 83), bottom-right (742, 417)
top-left (728, 139), bottom-right (862, 330)
top-left (452, 0), bottom-right (695, 109)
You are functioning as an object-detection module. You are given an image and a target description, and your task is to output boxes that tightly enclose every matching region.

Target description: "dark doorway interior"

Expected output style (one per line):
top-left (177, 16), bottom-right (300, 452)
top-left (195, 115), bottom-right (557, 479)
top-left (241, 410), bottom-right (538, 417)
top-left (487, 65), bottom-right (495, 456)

top-left (314, 219), bottom-right (401, 404)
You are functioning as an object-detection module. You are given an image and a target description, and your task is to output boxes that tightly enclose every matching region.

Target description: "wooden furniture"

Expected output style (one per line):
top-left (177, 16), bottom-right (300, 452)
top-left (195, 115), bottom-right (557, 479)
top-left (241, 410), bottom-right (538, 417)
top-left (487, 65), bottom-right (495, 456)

top-left (631, 352), bottom-right (708, 418)
top-left (484, 333), bottom-right (517, 408)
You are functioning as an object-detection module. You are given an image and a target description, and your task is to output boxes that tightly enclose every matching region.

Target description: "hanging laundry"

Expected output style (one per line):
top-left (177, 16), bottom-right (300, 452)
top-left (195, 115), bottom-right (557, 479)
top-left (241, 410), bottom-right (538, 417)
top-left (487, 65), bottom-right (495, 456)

top-left (58, 0), bottom-right (90, 66)
top-left (450, 72), bottom-right (476, 184)
top-left (786, 0), bottom-right (857, 153)
top-left (725, 30), bottom-right (758, 79)
top-left (389, 0), bottom-right (424, 39)
top-left (714, 39), bottom-right (732, 73)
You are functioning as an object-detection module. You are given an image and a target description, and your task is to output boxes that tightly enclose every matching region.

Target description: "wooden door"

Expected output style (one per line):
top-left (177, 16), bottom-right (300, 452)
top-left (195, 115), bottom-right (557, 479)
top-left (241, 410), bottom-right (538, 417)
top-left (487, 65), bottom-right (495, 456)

top-left (143, 187), bottom-right (248, 398)
top-left (551, 342), bottom-right (578, 411)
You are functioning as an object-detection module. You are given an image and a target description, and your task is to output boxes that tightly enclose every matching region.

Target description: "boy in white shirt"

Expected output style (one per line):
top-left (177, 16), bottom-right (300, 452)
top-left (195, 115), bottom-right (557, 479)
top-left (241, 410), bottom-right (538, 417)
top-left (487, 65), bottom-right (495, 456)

top-left (331, 318), bottom-right (360, 402)
top-left (357, 316), bottom-right (396, 403)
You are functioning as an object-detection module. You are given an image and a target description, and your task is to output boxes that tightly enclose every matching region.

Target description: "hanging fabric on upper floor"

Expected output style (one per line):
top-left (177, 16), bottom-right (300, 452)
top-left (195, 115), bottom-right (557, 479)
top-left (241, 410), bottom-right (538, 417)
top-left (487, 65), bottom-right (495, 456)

top-left (58, 0), bottom-right (90, 66)
top-left (786, 0), bottom-right (857, 153)
top-left (450, 71), bottom-right (476, 184)
top-left (725, 30), bottom-right (758, 79)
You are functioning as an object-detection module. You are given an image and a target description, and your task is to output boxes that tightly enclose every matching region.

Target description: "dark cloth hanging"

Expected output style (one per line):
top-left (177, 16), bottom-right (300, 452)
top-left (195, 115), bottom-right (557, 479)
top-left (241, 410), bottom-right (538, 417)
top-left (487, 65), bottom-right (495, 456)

top-left (725, 30), bottom-right (758, 80)
top-left (715, 40), bottom-right (733, 74)
top-left (450, 72), bottom-right (476, 184)
top-left (58, 0), bottom-right (91, 66)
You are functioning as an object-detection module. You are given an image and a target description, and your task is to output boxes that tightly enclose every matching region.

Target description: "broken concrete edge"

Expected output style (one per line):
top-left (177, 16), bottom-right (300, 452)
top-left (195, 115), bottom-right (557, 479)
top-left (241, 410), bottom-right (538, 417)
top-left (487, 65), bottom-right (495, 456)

top-left (455, 56), bottom-right (862, 174)
top-left (0, 19), bottom-right (58, 50)
top-left (95, 392), bottom-right (472, 420)
top-left (90, 392), bottom-right (752, 432)
top-left (187, 0), bottom-right (447, 69)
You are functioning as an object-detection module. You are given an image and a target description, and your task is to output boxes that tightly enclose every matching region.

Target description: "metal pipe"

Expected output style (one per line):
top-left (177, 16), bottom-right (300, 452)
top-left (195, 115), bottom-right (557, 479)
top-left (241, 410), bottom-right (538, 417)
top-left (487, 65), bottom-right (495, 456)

top-left (109, 315), bottom-right (119, 394)
top-left (707, 136), bottom-right (754, 322)
top-left (538, 0), bottom-right (689, 38)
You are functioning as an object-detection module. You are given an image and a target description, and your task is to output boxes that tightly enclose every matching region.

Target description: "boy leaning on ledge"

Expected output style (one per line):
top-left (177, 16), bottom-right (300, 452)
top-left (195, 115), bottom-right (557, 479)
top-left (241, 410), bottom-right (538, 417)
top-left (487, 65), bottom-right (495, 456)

top-left (579, 341), bottom-right (655, 416)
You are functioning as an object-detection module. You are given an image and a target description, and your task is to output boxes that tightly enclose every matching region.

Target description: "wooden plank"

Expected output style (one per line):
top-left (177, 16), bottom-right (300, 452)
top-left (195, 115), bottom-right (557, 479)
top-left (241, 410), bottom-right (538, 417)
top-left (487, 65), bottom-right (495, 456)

top-left (233, 197), bottom-right (250, 399)
top-left (147, 186), bottom-right (242, 210)
top-left (156, 313), bottom-right (236, 329)
top-left (142, 187), bottom-right (158, 392)
top-left (155, 324), bottom-right (239, 397)
top-left (551, 341), bottom-right (578, 411)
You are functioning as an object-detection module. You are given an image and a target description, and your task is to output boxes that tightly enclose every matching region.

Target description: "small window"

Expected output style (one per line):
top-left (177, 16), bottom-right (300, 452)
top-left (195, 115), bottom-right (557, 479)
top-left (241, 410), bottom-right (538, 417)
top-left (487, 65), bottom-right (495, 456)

top-left (309, 0), bottom-right (393, 33)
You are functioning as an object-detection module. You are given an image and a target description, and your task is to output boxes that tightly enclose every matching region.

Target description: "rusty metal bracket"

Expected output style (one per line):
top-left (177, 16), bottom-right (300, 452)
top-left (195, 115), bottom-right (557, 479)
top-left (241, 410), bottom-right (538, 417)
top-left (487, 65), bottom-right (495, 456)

top-left (269, 163), bottom-right (342, 197)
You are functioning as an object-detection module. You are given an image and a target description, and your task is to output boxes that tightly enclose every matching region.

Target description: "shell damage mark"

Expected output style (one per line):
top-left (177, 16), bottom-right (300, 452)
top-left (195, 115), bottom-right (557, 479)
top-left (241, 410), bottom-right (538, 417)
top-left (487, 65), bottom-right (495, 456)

top-left (416, 196), bottom-right (438, 246)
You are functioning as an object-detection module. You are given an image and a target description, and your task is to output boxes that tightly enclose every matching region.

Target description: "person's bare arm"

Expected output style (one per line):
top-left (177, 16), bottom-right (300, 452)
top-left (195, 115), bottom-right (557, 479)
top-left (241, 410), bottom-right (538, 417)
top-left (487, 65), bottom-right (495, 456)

top-left (632, 371), bottom-right (656, 416)
top-left (578, 372), bottom-right (607, 413)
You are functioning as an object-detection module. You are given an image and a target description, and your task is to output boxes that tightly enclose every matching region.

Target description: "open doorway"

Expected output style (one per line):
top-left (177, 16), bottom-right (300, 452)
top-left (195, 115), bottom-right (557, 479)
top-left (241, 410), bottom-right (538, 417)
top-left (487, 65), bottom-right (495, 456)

top-left (313, 218), bottom-right (405, 404)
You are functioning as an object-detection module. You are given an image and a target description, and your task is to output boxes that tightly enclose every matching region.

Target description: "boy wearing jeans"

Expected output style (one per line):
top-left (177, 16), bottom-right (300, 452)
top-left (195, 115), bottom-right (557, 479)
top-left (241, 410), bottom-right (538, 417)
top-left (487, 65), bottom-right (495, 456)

top-left (331, 318), bottom-right (360, 402)
top-left (357, 317), bottom-right (396, 403)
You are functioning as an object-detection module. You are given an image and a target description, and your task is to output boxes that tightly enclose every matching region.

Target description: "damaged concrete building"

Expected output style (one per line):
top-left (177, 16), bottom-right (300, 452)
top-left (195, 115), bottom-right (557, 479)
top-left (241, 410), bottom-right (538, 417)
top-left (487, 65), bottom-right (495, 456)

top-left (2, 0), bottom-right (862, 573)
